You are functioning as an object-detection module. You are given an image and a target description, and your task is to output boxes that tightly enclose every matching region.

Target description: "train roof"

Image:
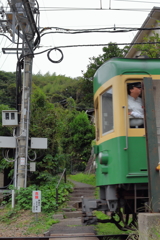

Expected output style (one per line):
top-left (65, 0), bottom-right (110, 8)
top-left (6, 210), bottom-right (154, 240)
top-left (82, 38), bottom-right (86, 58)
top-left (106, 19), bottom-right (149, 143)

top-left (93, 57), bottom-right (160, 94)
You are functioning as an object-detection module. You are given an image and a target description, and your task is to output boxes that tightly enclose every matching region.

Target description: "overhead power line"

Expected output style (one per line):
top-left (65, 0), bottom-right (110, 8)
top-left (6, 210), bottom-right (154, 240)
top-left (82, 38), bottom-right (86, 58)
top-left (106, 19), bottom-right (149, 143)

top-left (114, 0), bottom-right (160, 4)
top-left (37, 7), bottom-right (158, 12)
top-left (40, 26), bottom-right (160, 37)
top-left (25, 41), bottom-right (160, 64)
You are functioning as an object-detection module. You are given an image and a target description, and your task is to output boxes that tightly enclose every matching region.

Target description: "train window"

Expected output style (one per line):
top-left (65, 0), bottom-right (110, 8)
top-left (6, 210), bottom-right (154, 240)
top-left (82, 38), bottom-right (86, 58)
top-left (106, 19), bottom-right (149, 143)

top-left (127, 82), bottom-right (144, 128)
top-left (101, 88), bottom-right (113, 134)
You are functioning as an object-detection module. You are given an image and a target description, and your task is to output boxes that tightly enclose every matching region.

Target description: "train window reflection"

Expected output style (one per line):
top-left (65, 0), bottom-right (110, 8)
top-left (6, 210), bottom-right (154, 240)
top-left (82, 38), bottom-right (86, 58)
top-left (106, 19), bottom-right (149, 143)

top-left (101, 88), bottom-right (113, 134)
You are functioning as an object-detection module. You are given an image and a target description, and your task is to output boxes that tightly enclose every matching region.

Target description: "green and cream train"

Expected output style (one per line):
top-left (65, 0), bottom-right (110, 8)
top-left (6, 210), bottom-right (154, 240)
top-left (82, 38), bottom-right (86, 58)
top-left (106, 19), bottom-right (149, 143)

top-left (82, 57), bottom-right (160, 230)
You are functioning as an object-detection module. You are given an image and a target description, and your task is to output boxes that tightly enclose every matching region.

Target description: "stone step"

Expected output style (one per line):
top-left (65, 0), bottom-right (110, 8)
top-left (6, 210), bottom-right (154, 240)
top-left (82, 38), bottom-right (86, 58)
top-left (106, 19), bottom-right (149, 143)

top-left (53, 211), bottom-right (82, 219)
top-left (64, 211), bottom-right (82, 218)
top-left (73, 187), bottom-right (95, 191)
top-left (70, 192), bottom-right (95, 197)
top-left (69, 196), bottom-right (94, 201)
top-left (67, 201), bottom-right (82, 209)
top-left (72, 190), bottom-right (95, 194)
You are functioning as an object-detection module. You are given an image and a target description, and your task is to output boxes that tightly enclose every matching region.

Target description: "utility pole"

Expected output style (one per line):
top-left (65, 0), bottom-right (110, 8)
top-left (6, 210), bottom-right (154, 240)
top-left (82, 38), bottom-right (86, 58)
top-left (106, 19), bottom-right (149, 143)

top-left (17, 54), bottom-right (33, 189)
top-left (0, 0), bottom-right (47, 189)
top-left (7, 0), bottom-right (35, 189)
top-left (18, 0), bottom-right (36, 189)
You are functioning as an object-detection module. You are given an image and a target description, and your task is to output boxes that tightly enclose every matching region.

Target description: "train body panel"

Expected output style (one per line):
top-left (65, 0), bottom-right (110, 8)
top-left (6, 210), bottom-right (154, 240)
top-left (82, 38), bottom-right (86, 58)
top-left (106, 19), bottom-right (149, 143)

top-left (96, 136), bottom-right (148, 186)
top-left (93, 58), bottom-right (160, 94)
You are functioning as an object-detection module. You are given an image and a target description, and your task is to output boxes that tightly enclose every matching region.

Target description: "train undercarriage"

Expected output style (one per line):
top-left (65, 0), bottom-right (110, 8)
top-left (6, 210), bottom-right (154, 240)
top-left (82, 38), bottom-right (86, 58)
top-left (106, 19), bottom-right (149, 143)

top-left (82, 183), bottom-right (148, 231)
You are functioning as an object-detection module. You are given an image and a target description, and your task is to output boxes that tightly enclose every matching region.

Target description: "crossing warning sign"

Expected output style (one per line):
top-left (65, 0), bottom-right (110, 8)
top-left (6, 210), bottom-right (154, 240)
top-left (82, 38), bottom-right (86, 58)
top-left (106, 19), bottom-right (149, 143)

top-left (32, 191), bottom-right (41, 213)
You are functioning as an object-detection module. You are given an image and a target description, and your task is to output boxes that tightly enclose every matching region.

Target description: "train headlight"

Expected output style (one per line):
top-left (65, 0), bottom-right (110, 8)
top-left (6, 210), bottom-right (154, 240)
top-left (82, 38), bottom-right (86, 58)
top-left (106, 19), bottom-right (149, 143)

top-left (98, 152), bottom-right (108, 165)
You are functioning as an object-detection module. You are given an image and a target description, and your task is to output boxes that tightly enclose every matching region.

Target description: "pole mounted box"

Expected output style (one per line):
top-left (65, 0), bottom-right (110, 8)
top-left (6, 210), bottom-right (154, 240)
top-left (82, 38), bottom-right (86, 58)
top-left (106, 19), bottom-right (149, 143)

top-left (31, 138), bottom-right (48, 149)
top-left (2, 110), bottom-right (18, 127)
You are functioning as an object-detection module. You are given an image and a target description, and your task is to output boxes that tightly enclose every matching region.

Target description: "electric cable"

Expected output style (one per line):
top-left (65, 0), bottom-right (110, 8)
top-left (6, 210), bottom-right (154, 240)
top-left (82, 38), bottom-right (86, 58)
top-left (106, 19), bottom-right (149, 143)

top-left (28, 150), bottom-right (37, 161)
top-left (20, 0), bottom-right (41, 50)
top-left (35, 0), bottom-right (39, 10)
top-left (24, 40), bottom-right (160, 65)
top-left (40, 28), bottom-right (160, 36)
top-left (0, 177), bottom-right (13, 189)
top-left (47, 48), bottom-right (63, 63)
top-left (15, 49), bottom-right (23, 114)
top-left (3, 149), bottom-right (16, 163)
top-left (16, 25), bottom-right (20, 61)
top-left (114, 0), bottom-right (160, 4)
top-left (13, 128), bottom-right (26, 139)
top-left (38, 7), bottom-right (156, 12)
top-left (41, 26), bottom-right (160, 33)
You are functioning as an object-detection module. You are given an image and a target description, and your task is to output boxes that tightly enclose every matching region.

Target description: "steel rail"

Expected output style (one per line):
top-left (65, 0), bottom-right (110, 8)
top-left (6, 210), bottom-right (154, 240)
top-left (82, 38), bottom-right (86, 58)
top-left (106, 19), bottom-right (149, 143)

top-left (0, 233), bottom-right (130, 239)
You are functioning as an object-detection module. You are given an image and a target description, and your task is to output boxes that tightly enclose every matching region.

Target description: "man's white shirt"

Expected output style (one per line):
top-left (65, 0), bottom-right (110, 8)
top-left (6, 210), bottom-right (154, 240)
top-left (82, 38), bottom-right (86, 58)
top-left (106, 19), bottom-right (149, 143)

top-left (128, 95), bottom-right (144, 118)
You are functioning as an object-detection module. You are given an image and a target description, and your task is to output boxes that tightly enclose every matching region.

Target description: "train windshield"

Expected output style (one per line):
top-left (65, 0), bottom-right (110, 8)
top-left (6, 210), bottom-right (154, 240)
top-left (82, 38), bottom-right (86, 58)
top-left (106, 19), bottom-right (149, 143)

top-left (101, 87), bottom-right (113, 134)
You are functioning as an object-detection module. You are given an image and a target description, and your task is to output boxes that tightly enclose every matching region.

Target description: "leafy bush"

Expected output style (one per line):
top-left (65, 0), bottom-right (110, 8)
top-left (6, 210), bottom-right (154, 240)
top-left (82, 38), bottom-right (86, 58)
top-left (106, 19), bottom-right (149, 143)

top-left (12, 181), bottom-right (73, 212)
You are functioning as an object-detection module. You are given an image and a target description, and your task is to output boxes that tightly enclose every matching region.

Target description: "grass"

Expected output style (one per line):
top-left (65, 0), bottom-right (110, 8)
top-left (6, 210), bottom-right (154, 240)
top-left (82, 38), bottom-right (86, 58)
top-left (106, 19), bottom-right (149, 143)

top-left (24, 216), bottom-right (59, 235)
top-left (69, 172), bottom-right (99, 198)
top-left (94, 211), bottom-right (132, 236)
top-left (0, 207), bottom-right (59, 236)
top-left (69, 172), bottom-right (96, 186)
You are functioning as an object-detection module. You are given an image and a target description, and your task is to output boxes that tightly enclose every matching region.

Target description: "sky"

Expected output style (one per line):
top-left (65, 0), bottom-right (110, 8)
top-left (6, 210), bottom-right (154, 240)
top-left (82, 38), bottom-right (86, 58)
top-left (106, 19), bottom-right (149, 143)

top-left (0, 0), bottom-right (160, 78)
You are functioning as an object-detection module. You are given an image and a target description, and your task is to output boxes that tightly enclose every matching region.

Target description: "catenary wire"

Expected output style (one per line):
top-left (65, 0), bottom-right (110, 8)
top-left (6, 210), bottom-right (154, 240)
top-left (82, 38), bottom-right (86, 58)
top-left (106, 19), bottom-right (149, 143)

top-left (114, 0), bottom-right (160, 3)
top-left (37, 7), bottom-right (158, 12)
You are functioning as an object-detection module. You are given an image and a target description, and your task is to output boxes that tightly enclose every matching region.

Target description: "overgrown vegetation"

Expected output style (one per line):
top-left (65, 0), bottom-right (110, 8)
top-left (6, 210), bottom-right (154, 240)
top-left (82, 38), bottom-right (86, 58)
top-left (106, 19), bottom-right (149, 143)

top-left (3, 178), bottom-right (73, 213)
top-left (69, 172), bottom-right (96, 186)
top-left (0, 176), bottom-right (73, 236)
top-left (94, 211), bottom-right (132, 236)
top-left (69, 173), bottom-right (99, 198)
top-left (0, 208), bottom-right (59, 236)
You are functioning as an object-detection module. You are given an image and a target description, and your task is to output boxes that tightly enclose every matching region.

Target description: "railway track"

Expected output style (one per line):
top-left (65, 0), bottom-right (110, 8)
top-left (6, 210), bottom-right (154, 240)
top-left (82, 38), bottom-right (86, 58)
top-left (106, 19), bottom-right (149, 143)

top-left (0, 234), bottom-right (130, 240)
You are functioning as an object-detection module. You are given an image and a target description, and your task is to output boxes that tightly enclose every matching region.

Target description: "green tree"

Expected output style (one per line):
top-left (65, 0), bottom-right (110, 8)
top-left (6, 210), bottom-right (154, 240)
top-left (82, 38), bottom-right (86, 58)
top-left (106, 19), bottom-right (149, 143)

top-left (134, 32), bottom-right (160, 58)
top-left (61, 111), bottom-right (95, 172)
top-left (29, 87), bottom-right (60, 183)
top-left (81, 43), bottom-right (128, 107)
top-left (0, 71), bottom-right (16, 108)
